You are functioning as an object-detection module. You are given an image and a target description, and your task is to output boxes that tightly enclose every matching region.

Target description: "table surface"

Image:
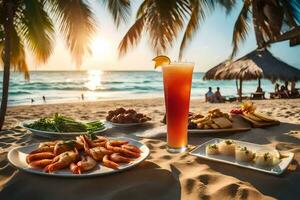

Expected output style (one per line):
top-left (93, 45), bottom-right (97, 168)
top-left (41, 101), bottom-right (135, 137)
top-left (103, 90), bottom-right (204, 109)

top-left (1, 122), bottom-right (300, 200)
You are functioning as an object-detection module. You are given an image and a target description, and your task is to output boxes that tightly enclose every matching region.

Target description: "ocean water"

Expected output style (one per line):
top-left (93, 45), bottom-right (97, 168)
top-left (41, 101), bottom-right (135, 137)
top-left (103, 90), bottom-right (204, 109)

top-left (0, 70), bottom-right (290, 106)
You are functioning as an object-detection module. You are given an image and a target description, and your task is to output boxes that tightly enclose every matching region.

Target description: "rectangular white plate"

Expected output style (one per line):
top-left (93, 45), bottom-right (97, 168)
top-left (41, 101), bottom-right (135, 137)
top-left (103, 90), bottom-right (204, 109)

top-left (189, 138), bottom-right (294, 175)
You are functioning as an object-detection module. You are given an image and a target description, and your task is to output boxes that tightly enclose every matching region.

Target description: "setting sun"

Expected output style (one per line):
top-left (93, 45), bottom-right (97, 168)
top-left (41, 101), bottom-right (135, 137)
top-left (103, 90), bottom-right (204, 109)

top-left (91, 36), bottom-right (112, 58)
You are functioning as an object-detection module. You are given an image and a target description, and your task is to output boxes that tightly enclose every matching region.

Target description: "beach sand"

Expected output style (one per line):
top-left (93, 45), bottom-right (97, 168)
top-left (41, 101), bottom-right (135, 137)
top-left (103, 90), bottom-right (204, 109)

top-left (1, 98), bottom-right (300, 200)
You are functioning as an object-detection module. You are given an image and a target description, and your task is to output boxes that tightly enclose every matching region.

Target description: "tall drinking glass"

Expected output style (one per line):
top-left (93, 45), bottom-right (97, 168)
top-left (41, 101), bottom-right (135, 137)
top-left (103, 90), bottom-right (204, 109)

top-left (162, 63), bottom-right (194, 153)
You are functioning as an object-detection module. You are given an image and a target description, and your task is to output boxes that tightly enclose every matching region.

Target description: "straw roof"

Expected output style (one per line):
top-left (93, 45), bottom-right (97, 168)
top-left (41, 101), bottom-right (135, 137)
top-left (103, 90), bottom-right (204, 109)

top-left (203, 49), bottom-right (300, 82)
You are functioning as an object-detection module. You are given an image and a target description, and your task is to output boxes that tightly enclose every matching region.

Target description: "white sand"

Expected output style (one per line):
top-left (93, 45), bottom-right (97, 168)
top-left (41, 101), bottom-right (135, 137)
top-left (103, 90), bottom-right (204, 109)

top-left (1, 98), bottom-right (300, 199)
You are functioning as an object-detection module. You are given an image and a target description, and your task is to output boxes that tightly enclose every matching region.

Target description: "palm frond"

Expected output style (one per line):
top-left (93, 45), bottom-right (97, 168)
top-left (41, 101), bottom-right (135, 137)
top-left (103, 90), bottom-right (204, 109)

top-left (18, 0), bottom-right (54, 63)
top-left (0, 25), bottom-right (29, 79)
top-left (179, 0), bottom-right (201, 60)
top-left (119, 0), bottom-right (191, 56)
top-left (136, 0), bottom-right (150, 18)
top-left (118, 14), bottom-right (146, 57)
top-left (47, 0), bottom-right (96, 67)
top-left (102, 0), bottom-right (131, 27)
top-left (217, 0), bottom-right (236, 14)
top-left (179, 0), bottom-right (235, 60)
top-left (230, 0), bottom-right (251, 59)
top-left (283, 0), bottom-right (300, 24)
top-left (147, 0), bottom-right (190, 54)
top-left (281, 0), bottom-right (298, 28)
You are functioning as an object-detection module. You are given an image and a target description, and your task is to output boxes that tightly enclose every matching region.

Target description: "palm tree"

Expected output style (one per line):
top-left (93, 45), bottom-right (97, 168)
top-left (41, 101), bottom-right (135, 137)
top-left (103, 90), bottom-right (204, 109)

top-left (118, 0), bottom-right (300, 59)
top-left (0, 0), bottom-right (131, 131)
top-left (231, 0), bottom-right (300, 58)
top-left (118, 0), bottom-right (236, 58)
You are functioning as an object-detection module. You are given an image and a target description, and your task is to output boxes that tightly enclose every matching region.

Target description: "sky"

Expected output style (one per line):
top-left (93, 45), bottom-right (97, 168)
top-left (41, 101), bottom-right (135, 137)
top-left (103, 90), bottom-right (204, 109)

top-left (26, 0), bottom-right (300, 72)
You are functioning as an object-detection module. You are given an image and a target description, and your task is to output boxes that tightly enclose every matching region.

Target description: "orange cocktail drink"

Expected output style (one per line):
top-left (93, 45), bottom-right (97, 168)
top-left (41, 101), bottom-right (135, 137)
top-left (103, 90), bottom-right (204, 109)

top-left (162, 63), bottom-right (194, 153)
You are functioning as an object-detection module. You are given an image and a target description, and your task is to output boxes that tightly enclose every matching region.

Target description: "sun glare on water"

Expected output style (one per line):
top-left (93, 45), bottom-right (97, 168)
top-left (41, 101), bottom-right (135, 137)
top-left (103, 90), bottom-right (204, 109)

top-left (85, 69), bottom-right (103, 91)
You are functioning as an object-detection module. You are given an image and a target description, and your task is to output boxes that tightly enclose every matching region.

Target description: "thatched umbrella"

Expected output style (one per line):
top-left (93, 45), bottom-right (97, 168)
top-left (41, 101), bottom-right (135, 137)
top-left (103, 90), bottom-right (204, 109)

top-left (203, 49), bottom-right (300, 100)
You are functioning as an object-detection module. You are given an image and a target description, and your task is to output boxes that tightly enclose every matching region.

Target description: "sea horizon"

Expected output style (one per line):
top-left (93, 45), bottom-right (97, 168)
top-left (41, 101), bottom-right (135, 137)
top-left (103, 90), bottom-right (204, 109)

top-left (1, 70), bottom-right (298, 107)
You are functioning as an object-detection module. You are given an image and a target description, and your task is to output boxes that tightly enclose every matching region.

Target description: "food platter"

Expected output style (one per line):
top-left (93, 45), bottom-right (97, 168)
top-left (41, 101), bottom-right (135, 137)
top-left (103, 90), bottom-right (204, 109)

top-left (105, 108), bottom-right (151, 127)
top-left (240, 114), bottom-right (280, 128)
top-left (190, 138), bottom-right (294, 175)
top-left (188, 115), bottom-right (251, 134)
top-left (8, 137), bottom-right (150, 177)
top-left (107, 121), bottom-right (151, 128)
top-left (237, 101), bottom-right (280, 128)
top-left (21, 119), bottom-right (108, 138)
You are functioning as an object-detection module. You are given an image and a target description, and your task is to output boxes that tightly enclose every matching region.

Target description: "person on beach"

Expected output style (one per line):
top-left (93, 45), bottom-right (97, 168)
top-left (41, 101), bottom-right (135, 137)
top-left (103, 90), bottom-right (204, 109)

top-left (81, 94), bottom-right (84, 100)
top-left (214, 87), bottom-right (224, 103)
top-left (42, 96), bottom-right (46, 103)
top-left (291, 81), bottom-right (299, 97)
top-left (205, 87), bottom-right (214, 103)
top-left (280, 85), bottom-right (289, 98)
top-left (31, 99), bottom-right (34, 104)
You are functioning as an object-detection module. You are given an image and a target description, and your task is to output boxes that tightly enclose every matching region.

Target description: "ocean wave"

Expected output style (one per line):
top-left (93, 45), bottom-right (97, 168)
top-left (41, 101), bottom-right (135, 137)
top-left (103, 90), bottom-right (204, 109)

top-left (9, 91), bottom-right (32, 95)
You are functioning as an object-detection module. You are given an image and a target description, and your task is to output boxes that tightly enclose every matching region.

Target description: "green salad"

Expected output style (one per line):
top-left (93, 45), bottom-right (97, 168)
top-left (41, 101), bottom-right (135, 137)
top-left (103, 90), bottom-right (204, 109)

top-left (24, 113), bottom-right (105, 133)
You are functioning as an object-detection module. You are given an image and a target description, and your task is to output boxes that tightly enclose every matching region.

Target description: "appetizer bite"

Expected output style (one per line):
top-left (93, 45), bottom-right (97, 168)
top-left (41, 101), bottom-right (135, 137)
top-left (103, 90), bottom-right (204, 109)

top-left (218, 140), bottom-right (236, 156)
top-left (254, 151), bottom-right (275, 167)
top-left (241, 101), bottom-right (278, 123)
top-left (235, 146), bottom-right (254, 162)
top-left (189, 109), bottom-right (233, 129)
top-left (106, 108), bottom-right (151, 124)
top-left (205, 144), bottom-right (219, 155)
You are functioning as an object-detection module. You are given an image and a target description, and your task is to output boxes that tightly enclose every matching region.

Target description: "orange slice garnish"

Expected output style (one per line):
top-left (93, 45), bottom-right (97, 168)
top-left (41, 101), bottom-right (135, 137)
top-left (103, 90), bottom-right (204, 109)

top-left (152, 55), bottom-right (171, 69)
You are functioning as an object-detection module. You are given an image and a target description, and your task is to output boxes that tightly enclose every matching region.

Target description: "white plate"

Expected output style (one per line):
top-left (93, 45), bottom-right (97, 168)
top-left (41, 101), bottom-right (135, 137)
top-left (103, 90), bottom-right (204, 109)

top-left (188, 127), bottom-right (251, 134)
top-left (21, 119), bottom-right (108, 138)
top-left (8, 137), bottom-right (150, 177)
top-left (106, 121), bottom-right (150, 127)
top-left (190, 138), bottom-right (294, 175)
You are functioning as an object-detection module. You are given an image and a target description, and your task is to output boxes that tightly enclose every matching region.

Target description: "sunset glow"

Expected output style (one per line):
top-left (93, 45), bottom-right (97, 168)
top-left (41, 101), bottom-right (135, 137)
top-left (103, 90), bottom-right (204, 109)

top-left (91, 36), bottom-right (112, 60)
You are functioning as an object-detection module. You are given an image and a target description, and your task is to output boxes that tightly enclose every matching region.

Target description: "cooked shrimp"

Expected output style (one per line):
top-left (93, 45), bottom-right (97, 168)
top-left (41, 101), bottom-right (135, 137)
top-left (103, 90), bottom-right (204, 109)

top-left (110, 153), bottom-right (131, 163)
top-left (80, 135), bottom-right (107, 147)
top-left (29, 145), bottom-right (54, 154)
top-left (29, 159), bottom-right (53, 168)
top-left (70, 155), bottom-right (97, 174)
top-left (110, 140), bottom-right (128, 147)
top-left (106, 142), bottom-right (140, 158)
top-left (26, 152), bottom-right (55, 164)
top-left (121, 144), bottom-right (142, 153)
top-left (81, 136), bottom-right (113, 161)
top-left (103, 155), bottom-right (119, 169)
top-left (44, 149), bottom-right (78, 173)
top-left (54, 141), bottom-right (74, 155)
top-left (120, 148), bottom-right (140, 158)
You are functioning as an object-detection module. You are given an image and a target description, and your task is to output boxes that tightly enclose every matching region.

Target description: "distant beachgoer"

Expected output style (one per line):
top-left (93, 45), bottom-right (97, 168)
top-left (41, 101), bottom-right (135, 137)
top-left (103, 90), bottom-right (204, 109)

top-left (205, 87), bottom-right (214, 103)
top-left (285, 81), bottom-right (289, 90)
top-left (291, 81), bottom-right (299, 96)
top-left (81, 94), bottom-right (84, 100)
top-left (31, 99), bottom-right (34, 103)
top-left (291, 81), bottom-right (296, 92)
top-left (275, 83), bottom-right (280, 93)
top-left (42, 96), bottom-right (46, 103)
top-left (280, 85), bottom-right (289, 98)
top-left (214, 87), bottom-right (224, 103)
top-left (272, 83), bottom-right (280, 98)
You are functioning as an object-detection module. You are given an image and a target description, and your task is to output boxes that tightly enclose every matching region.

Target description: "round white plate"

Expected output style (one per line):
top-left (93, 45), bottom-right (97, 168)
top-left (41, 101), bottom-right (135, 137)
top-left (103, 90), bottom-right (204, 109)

top-left (8, 137), bottom-right (150, 177)
top-left (21, 119), bottom-right (108, 138)
top-left (106, 121), bottom-right (150, 127)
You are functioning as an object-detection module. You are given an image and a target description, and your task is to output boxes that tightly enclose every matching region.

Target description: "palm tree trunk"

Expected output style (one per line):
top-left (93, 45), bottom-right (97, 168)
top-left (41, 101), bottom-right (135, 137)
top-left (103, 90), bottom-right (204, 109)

top-left (252, 0), bottom-right (264, 48)
top-left (239, 78), bottom-right (243, 102)
top-left (0, 1), bottom-right (13, 131)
